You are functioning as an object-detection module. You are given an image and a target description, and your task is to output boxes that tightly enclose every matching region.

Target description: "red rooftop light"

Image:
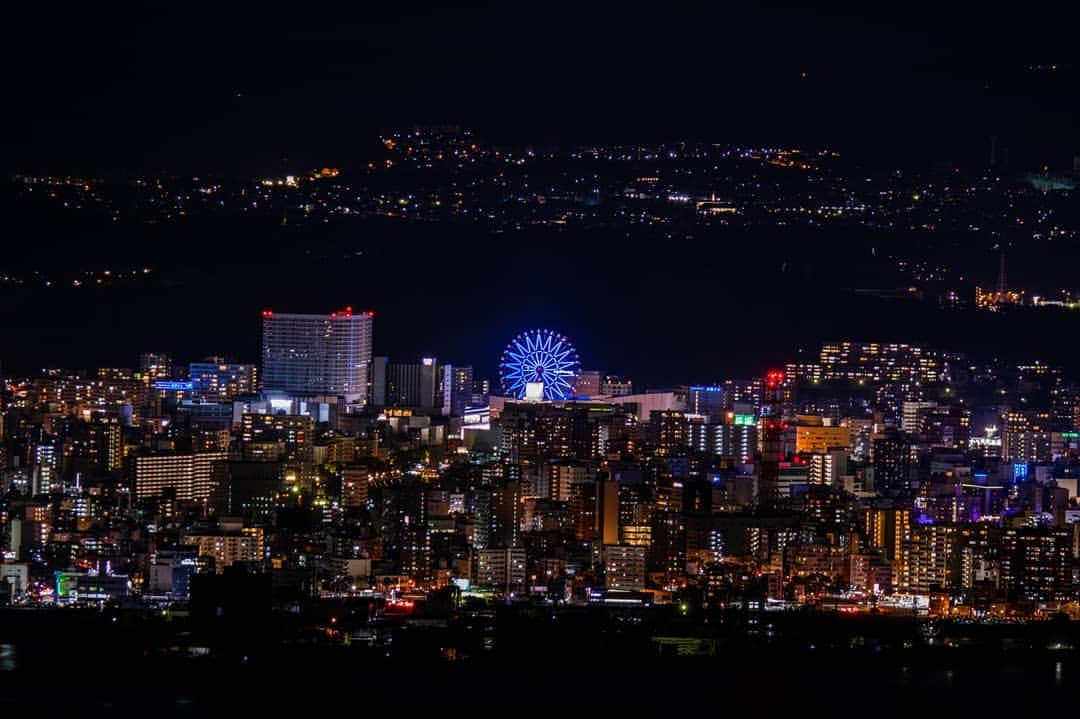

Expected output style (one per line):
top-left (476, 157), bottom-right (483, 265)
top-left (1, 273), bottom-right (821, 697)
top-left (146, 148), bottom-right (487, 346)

top-left (261, 310), bottom-right (273, 318)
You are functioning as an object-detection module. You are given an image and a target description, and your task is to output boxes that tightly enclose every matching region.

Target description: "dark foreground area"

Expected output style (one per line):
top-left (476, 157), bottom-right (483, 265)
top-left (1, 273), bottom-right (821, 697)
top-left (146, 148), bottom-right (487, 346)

top-left (2, 606), bottom-right (1079, 711)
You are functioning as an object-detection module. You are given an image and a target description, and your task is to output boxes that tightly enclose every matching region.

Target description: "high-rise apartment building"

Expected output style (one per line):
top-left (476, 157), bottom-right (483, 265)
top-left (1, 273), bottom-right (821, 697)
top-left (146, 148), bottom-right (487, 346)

top-left (139, 352), bottom-right (174, 383)
top-left (189, 360), bottom-right (259, 399)
top-left (817, 341), bottom-right (952, 384)
top-left (240, 413), bottom-right (314, 463)
top-left (863, 506), bottom-right (911, 562)
top-left (32, 445), bottom-right (58, 495)
top-left (689, 419), bottom-right (758, 460)
top-left (476, 547), bottom-right (527, 595)
top-left (1001, 526), bottom-right (1073, 601)
top-left (901, 523), bottom-right (959, 594)
top-left (132, 451), bottom-right (228, 502)
top-left (604, 544), bottom-right (646, 590)
top-left (441, 364), bottom-right (474, 416)
top-left (183, 530), bottom-right (263, 572)
top-left (260, 309), bottom-right (373, 402)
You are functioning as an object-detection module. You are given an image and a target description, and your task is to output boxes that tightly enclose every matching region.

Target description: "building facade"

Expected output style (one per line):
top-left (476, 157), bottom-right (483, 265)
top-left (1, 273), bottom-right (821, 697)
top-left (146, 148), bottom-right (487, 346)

top-left (133, 451), bottom-right (229, 502)
top-left (260, 309), bottom-right (373, 401)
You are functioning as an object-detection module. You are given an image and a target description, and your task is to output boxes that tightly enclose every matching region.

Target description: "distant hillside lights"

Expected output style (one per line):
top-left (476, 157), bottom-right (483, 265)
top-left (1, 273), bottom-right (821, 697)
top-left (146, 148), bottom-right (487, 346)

top-left (975, 285), bottom-right (1024, 311)
top-left (258, 167), bottom-right (341, 187)
top-left (975, 286), bottom-right (1080, 311)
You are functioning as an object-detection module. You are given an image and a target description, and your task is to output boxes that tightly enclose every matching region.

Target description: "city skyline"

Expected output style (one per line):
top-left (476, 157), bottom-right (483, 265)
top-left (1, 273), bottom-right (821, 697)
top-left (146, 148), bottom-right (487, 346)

top-left (5, 3), bottom-right (1080, 710)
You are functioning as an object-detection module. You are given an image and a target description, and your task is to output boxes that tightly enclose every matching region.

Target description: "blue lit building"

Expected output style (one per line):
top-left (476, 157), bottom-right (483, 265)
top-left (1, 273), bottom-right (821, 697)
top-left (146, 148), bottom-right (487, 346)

top-left (688, 386), bottom-right (727, 420)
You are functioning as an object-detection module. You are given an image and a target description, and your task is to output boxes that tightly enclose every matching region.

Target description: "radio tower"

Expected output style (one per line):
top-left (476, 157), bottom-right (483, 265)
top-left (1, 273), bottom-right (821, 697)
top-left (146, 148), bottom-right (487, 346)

top-left (758, 369), bottom-right (786, 506)
top-left (996, 252), bottom-right (1007, 297)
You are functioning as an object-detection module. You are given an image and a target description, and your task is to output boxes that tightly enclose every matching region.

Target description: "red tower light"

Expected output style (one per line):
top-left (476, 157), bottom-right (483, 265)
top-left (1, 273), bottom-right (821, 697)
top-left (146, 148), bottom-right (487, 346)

top-left (766, 369), bottom-right (785, 389)
top-left (261, 309), bottom-right (273, 318)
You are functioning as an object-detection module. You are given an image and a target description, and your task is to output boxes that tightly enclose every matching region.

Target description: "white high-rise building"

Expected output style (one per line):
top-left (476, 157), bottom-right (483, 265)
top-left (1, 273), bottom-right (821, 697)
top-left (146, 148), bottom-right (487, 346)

top-left (260, 308), bottom-right (373, 402)
top-left (32, 445), bottom-right (58, 494)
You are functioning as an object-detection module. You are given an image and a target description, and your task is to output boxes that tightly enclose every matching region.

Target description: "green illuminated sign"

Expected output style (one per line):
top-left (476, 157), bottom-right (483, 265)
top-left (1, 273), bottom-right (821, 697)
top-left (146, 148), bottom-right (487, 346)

top-left (55, 572), bottom-right (77, 597)
top-left (734, 414), bottom-right (756, 426)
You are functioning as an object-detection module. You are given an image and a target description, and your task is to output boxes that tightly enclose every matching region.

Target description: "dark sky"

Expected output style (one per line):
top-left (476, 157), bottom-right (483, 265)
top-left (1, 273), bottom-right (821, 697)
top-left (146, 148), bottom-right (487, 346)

top-left (5, 2), bottom-right (1079, 173)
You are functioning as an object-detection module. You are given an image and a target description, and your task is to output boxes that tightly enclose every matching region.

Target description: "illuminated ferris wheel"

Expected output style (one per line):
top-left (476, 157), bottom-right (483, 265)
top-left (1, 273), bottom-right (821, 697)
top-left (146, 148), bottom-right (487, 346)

top-left (499, 329), bottom-right (580, 400)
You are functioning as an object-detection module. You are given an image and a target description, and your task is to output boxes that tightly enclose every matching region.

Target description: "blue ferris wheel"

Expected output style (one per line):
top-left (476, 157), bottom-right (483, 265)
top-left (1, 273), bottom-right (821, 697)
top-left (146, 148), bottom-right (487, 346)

top-left (499, 329), bottom-right (581, 400)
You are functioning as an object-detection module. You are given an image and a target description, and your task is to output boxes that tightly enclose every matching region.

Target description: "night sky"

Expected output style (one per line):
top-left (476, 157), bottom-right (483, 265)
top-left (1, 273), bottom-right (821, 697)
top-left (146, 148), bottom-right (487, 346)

top-left (5, 3), bottom-right (1079, 173)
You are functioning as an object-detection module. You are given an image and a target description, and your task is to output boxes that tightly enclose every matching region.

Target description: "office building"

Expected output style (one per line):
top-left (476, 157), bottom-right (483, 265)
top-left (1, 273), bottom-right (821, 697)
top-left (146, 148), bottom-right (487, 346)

top-left (573, 370), bottom-right (602, 397)
top-left (687, 386), bottom-right (727, 420)
top-left (370, 356), bottom-right (388, 406)
top-left (689, 420), bottom-right (758, 460)
top-left (385, 358), bottom-right (439, 409)
top-left (795, 420), bottom-right (852, 455)
top-left (600, 376), bottom-right (633, 397)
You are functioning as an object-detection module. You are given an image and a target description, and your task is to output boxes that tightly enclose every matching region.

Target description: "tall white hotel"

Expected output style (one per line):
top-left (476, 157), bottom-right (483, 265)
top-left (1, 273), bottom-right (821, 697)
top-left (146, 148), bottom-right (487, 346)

top-left (260, 307), bottom-right (373, 403)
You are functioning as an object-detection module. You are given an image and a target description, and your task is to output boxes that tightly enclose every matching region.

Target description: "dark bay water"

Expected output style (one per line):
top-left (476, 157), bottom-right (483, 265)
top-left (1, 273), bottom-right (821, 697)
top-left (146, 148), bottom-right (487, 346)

top-left (1, 215), bottom-right (1077, 385)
